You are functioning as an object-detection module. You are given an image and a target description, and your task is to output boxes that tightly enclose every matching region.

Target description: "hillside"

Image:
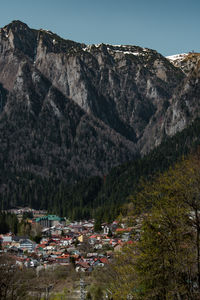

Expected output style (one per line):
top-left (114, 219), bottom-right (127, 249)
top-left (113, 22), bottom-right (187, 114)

top-left (2, 117), bottom-right (200, 220)
top-left (0, 20), bottom-right (200, 211)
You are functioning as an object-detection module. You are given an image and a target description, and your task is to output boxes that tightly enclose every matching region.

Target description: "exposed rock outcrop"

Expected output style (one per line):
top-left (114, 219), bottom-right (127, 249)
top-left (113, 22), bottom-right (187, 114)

top-left (0, 20), bottom-right (199, 183)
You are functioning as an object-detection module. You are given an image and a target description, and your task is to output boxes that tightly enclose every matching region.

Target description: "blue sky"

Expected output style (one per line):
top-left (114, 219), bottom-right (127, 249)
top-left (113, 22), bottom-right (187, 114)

top-left (0, 0), bottom-right (199, 56)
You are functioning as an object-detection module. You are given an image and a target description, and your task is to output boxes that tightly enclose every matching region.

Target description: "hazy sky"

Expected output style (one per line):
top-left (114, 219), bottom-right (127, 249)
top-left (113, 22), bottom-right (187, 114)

top-left (0, 0), bottom-right (199, 56)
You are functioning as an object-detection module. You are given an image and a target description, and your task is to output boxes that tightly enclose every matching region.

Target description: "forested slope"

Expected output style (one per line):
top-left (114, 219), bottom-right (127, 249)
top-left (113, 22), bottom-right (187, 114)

top-left (2, 117), bottom-right (200, 221)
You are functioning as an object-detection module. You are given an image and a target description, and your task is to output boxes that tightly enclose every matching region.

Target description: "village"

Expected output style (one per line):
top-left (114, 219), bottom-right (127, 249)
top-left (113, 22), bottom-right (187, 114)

top-left (0, 208), bottom-right (141, 273)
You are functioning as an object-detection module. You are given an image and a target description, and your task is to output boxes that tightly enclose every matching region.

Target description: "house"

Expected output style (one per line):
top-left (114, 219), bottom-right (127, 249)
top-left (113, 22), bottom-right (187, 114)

top-left (59, 237), bottom-right (72, 246)
top-left (77, 234), bottom-right (84, 243)
top-left (88, 237), bottom-right (97, 245)
top-left (101, 224), bottom-right (109, 235)
top-left (100, 257), bottom-right (109, 264)
top-left (7, 246), bottom-right (23, 255)
top-left (83, 222), bottom-right (94, 231)
top-left (87, 253), bottom-right (98, 258)
top-left (56, 254), bottom-right (70, 264)
top-left (93, 259), bottom-right (104, 267)
top-left (75, 261), bottom-right (91, 272)
top-left (94, 244), bottom-right (102, 250)
top-left (29, 259), bottom-right (39, 267)
top-left (69, 224), bottom-right (84, 233)
top-left (20, 239), bottom-right (36, 251)
top-left (12, 236), bottom-right (28, 248)
top-left (121, 232), bottom-right (131, 242)
top-left (1, 234), bottom-right (12, 243)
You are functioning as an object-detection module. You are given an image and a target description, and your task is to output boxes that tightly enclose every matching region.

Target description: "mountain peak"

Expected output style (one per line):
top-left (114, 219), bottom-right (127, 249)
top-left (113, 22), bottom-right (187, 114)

top-left (3, 20), bottom-right (30, 31)
top-left (0, 20), bottom-right (38, 60)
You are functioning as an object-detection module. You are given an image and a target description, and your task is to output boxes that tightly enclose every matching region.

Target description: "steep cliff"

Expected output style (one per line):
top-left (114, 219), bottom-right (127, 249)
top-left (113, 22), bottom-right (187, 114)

top-left (0, 20), bottom-right (199, 185)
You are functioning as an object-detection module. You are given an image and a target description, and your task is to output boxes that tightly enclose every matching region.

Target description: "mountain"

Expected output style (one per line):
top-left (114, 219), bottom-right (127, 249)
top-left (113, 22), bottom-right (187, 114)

top-left (0, 21), bottom-right (139, 182)
top-left (0, 20), bottom-right (200, 207)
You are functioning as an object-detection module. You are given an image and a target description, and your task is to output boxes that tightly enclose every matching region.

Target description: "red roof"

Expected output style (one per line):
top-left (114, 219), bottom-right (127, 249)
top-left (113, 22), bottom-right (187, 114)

top-left (89, 235), bottom-right (97, 238)
top-left (41, 241), bottom-right (48, 245)
top-left (37, 244), bottom-right (46, 248)
top-left (77, 261), bottom-right (90, 268)
top-left (100, 258), bottom-right (109, 264)
top-left (126, 240), bottom-right (134, 245)
top-left (57, 256), bottom-right (69, 259)
top-left (116, 227), bottom-right (132, 232)
top-left (116, 228), bottom-right (125, 232)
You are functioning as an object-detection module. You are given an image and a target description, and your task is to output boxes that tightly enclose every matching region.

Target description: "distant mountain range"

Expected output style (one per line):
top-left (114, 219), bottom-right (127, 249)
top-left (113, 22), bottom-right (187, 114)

top-left (0, 20), bottom-right (200, 187)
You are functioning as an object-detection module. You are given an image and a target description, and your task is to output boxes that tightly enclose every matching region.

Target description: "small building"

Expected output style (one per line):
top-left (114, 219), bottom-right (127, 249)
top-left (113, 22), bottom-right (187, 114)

top-left (101, 224), bottom-right (109, 235)
top-left (1, 234), bottom-right (12, 243)
top-left (7, 246), bottom-right (23, 255)
top-left (78, 234), bottom-right (84, 243)
top-left (20, 239), bottom-right (36, 251)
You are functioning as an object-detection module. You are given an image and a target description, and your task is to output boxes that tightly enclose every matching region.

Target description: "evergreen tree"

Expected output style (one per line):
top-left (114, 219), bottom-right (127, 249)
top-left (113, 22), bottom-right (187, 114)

top-left (94, 218), bottom-right (102, 232)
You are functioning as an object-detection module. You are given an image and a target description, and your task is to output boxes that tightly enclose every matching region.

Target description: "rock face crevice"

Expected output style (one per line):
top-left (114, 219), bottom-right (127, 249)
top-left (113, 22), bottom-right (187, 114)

top-left (0, 20), bottom-right (199, 182)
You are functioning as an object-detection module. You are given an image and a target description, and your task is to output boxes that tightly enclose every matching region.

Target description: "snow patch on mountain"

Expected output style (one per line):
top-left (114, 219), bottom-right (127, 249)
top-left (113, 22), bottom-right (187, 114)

top-left (82, 43), bottom-right (148, 57)
top-left (40, 29), bottom-right (53, 35)
top-left (166, 53), bottom-right (187, 62)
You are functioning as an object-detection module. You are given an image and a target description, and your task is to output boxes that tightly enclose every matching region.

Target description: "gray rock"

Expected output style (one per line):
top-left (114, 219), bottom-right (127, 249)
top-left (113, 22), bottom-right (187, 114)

top-left (0, 20), bottom-right (199, 183)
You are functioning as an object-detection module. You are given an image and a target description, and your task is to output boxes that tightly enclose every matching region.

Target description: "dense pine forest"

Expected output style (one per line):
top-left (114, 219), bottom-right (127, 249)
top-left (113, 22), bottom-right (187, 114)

top-left (1, 117), bottom-right (200, 222)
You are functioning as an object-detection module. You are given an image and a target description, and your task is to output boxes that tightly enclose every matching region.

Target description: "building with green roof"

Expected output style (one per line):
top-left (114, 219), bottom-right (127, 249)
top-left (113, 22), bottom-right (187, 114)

top-left (35, 215), bottom-right (65, 227)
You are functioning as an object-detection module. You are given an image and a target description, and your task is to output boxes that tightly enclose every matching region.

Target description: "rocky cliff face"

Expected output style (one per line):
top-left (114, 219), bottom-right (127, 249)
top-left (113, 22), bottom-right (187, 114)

top-left (164, 53), bottom-right (200, 137)
top-left (0, 20), bottom-right (199, 183)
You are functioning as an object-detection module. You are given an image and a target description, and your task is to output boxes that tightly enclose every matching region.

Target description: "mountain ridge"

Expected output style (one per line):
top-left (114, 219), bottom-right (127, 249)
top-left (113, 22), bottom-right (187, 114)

top-left (0, 20), bottom-right (199, 187)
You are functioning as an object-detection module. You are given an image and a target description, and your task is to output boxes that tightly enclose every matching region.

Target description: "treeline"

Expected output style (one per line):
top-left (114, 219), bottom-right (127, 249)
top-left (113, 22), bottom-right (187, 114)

top-left (1, 118), bottom-right (200, 221)
top-left (0, 212), bottom-right (41, 242)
